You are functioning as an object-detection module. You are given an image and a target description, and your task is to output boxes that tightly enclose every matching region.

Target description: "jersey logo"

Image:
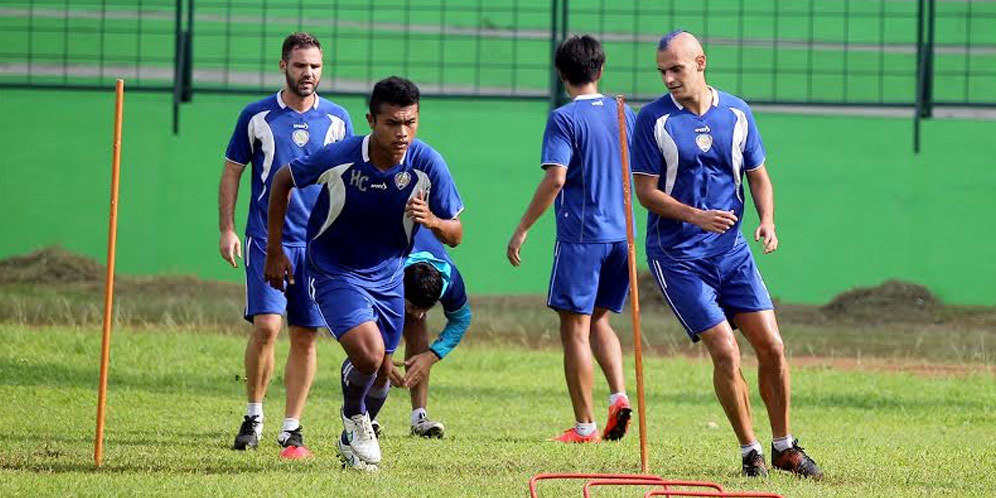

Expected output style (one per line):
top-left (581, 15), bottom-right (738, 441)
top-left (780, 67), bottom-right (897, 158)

top-left (292, 129), bottom-right (310, 147)
top-left (695, 133), bottom-right (713, 152)
top-left (395, 171), bottom-right (412, 190)
top-left (695, 125), bottom-right (711, 133)
top-left (350, 169), bottom-right (369, 191)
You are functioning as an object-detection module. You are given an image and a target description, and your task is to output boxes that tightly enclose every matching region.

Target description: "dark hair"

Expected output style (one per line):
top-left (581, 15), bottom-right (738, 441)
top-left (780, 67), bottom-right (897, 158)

top-left (281, 32), bottom-right (321, 61)
top-left (369, 76), bottom-right (421, 116)
top-left (404, 262), bottom-right (443, 311)
top-left (658, 29), bottom-right (687, 51)
top-left (554, 35), bottom-right (606, 86)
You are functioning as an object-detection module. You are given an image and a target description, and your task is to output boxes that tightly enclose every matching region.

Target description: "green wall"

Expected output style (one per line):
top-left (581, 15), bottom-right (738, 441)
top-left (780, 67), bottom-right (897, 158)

top-left (1, 89), bottom-right (994, 304)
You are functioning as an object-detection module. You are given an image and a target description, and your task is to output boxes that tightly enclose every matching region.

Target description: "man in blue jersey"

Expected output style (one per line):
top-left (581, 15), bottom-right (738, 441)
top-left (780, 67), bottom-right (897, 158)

top-left (507, 35), bottom-right (634, 444)
top-left (380, 228), bottom-right (472, 439)
top-left (218, 32), bottom-right (352, 459)
top-left (264, 76), bottom-right (464, 471)
top-left (631, 30), bottom-right (822, 479)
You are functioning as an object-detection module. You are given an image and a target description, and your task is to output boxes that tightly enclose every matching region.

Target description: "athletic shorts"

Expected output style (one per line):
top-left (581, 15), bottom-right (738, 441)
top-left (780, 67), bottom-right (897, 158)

top-left (547, 240), bottom-right (630, 315)
top-left (648, 242), bottom-right (773, 342)
top-left (243, 236), bottom-right (324, 328)
top-left (308, 270), bottom-right (405, 354)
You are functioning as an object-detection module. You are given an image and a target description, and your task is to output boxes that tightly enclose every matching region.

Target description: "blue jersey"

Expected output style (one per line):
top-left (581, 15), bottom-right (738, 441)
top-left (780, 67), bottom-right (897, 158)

top-left (289, 135), bottom-right (464, 285)
top-left (541, 94), bottom-right (636, 243)
top-left (225, 92), bottom-right (353, 246)
top-left (407, 228), bottom-right (467, 312)
top-left (631, 88), bottom-right (766, 260)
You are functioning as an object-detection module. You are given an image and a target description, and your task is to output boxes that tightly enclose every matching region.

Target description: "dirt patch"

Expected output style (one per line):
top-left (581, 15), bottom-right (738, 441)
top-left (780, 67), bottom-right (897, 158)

top-left (784, 355), bottom-right (994, 377)
top-left (821, 280), bottom-right (940, 324)
top-left (0, 246), bottom-right (105, 284)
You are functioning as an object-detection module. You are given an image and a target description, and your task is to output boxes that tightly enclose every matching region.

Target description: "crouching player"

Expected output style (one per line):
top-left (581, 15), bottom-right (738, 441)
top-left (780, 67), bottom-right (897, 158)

top-left (264, 76), bottom-right (464, 471)
top-left (382, 228), bottom-right (472, 439)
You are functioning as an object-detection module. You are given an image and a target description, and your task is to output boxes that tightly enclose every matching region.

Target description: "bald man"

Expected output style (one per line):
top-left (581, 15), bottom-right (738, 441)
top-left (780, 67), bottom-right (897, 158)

top-left (630, 30), bottom-right (822, 479)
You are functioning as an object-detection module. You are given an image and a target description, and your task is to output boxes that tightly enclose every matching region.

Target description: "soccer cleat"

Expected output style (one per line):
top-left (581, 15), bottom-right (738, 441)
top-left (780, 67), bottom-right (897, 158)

top-left (550, 428), bottom-right (601, 444)
top-left (233, 415), bottom-right (261, 450)
top-left (337, 432), bottom-right (378, 472)
top-left (602, 397), bottom-right (632, 441)
top-left (277, 427), bottom-right (313, 460)
top-left (341, 408), bottom-right (382, 465)
top-left (371, 419), bottom-right (382, 439)
top-left (771, 439), bottom-right (824, 480)
top-left (410, 416), bottom-right (445, 439)
top-left (742, 449), bottom-right (769, 477)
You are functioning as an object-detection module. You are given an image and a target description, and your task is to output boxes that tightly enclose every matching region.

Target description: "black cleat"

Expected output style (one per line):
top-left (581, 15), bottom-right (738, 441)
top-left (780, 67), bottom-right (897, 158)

top-left (233, 415), bottom-right (260, 450)
top-left (742, 449), bottom-right (769, 478)
top-left (772, 439), bottom-right (824, 480)
top-left (278, 426), bottom-right (304, 448)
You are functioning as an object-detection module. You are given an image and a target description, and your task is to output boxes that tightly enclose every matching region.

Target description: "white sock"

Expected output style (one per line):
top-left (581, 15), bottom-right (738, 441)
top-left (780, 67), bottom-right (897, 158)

top-left (281, 418), bottom-right (300, 433)
top-left (246, 402), bottom-right (263, 419)
top-left (575, 421), bottom-right (597, 436)
top-left (740, 441), bottom-right (763, 458)
top-left (411, 408), bottom-right (427, 425)
top-left (772, 435), bottom-right (794, 452)
top-left (609, 392), bottom-right (629, 405)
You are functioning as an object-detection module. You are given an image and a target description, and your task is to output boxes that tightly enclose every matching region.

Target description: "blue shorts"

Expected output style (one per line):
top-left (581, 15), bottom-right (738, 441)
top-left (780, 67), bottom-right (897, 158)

top-left (243, 237), bottom-right (324, 328)
top-left (308, 270), bottom-right (405, 354)
top-left (648, 243), bottom-right (773, 342)
top-left (548, 240), bottom-right (630, 315)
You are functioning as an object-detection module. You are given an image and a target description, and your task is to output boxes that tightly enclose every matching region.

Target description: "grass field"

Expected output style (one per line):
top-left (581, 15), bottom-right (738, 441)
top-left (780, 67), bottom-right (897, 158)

top-left (1, 324), bottom-right (994, 497)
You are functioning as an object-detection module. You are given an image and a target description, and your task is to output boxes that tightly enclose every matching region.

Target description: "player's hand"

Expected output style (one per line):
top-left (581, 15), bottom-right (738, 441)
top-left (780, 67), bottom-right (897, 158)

top-left (406, 190), bottom-right (438, 229)
top-left (507, 228), bottom-right (528, 266)
top-left (402, 351), bottom-right (438, 388)
top-left (388, 362), bottom-right (406, 388)
top-left (219, 230), bottom-right (242, 268)
top-left (754, 222), bottom-right (778, 254)
top-left (263, 248), bottom-right (294, 291)
top-left (692, 209), bottom-right (738, 234)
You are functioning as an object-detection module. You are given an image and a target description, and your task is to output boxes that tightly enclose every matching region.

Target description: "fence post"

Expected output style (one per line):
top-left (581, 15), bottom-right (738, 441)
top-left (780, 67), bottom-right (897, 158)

top-left (172, 0), bottom-right (183, 134)
top-left (181, 0), bottom-right (194, 102)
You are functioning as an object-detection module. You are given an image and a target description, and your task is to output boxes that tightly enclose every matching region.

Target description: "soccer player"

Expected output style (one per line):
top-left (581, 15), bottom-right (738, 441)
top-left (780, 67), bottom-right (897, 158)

top-left (630, 30), bottom-right (823, 479)
top-left (218, 32), bottom-right (352, 458)
top-left (264, 76), bottom-right (464, 471)
top-left (507, 35), bottom-right (634, 444)
top-left (382, 228), bottom-right (472, 439)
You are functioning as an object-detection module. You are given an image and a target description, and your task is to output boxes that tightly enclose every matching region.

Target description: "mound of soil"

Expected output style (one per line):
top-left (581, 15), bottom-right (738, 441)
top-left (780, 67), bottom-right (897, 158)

top-left (0, 246), bottom-right (106, 284)
top-left (821, 280), bottom-right (940, 323)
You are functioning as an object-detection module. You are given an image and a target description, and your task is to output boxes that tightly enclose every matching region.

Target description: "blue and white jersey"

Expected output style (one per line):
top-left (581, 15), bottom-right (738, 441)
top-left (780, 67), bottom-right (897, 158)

top-left (541, 94), bottom-right (636, 243)
top-left (631, 87), bottom-right (766, 260)
top-left (407, 228), bottom-right (467, 313)
top-left (289, 135), bottom-right (464, 285)
top-left (225, 92), bottom-right (353, 246)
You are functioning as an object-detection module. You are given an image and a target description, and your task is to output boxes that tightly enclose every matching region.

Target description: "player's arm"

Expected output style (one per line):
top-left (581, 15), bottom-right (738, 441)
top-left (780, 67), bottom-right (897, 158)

top-left (745, 164), bottom-right (778, 254)
top-left (633, 175), bottom-right (737, 234)
top-left (406, 190), bottom-right (463, 247)
top-left (402, 302), bottom-right (472, 388)
top-left (262, 165), bottom-right (295, 291)
top-left (218, 160), bottom-right (247, 267)
top-left (507, 165), bottom-right (566, 266)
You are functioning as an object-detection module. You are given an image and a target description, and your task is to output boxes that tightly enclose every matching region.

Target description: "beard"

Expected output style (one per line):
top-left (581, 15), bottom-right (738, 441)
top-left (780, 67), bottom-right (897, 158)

top-left (285, 72), bottom-right (317, 98)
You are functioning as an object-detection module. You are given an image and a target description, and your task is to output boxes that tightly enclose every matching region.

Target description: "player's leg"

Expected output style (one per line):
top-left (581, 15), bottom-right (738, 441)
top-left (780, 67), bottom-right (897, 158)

top-left (363, 352), bottom-right (393, 432)
top-left (402, 313), bottom-right (444, 438)
top-left (337, 321), bottom-right (385, 465)
top-left (732, 311), bottom-right (788, 440)
top-left (547, 242), bottom-right (601, 443)
top-left (591, 240), bottom-right (632, 440)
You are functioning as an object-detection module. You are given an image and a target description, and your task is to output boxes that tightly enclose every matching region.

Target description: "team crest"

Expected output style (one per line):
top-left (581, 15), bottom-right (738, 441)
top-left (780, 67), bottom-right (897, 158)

top-left (695, 133), bottom-right (713, 152)
top-left (394, 171), bottom-right (412, 190)
top-left (292, 129), bottom-right (310, 147)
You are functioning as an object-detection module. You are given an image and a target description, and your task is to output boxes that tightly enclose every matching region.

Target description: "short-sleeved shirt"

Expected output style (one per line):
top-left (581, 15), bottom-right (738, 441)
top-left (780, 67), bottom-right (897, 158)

top-left (631, 87), bottom-right (766, 260)
top-left (289, 135), bottom-right (464, 285)
top-left (225, 92), bottom-right (353, 246)
top-left (541, 94), bottom-right (636, 243)
top-left (406, 228), bottom-right (467, 312)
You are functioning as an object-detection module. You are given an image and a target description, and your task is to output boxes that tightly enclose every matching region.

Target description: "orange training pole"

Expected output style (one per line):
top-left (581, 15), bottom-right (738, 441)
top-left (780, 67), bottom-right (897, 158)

top-left (95, 79), bottom-right (124, 467)
top-left (616, 95), bottom-right (649, 473)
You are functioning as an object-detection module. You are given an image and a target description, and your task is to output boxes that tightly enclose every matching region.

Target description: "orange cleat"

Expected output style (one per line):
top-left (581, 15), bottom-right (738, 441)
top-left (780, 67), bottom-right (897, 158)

top-left (602, 397), bottom-right (632, 441)
top-left (550, 428), bottom-right (601, 443)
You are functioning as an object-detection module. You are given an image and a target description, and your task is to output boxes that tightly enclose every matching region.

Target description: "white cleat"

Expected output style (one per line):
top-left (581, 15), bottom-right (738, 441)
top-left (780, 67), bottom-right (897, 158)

top-left (411, 417), bottom-right (445, 439)
top-left (341, 409), bottom-right (382, 465)
top-left (337, 434), bottom-right (378, 472)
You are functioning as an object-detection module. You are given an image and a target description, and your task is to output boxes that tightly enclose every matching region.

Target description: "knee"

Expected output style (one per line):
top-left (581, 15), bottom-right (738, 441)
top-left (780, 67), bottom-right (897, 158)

top-left (350, 347), bottom-right (385, 375)
top-left (755, 337), bottom-right (786, 365)
top-left (288, 328), bottom-right (317, 352)
top-left (712, 349), bottom-right (741, 377)
top-left (252, 319), bottom-right (281, 344)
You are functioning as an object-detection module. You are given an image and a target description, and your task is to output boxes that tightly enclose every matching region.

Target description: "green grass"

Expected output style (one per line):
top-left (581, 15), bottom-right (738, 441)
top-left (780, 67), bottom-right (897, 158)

top-left (1, 324), bottom-right (994, 496)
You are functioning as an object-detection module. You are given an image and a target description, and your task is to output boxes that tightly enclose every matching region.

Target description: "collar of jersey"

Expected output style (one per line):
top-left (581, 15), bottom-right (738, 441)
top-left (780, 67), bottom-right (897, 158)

top-left (361, 134), bottom-right (409, 170)
top-left (276, 91), bottom-right (320, 112)
top-left (668, 86), bottom-right (719, 111)
top-left (573, 93), bottom-right (604, 101)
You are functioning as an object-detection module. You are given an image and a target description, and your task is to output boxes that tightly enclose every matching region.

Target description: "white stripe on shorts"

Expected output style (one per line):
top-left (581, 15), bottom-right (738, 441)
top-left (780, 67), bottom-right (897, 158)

top-left (653, 258), bottom-right (694, 334)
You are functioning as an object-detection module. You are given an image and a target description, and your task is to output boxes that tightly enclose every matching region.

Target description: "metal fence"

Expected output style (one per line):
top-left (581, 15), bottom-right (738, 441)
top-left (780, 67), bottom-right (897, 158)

top-left (2, 0), bottom-right (993, 107)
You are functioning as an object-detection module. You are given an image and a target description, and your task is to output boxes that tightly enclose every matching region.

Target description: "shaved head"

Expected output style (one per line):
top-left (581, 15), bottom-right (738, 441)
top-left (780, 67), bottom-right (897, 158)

top-left (656, 30), bottom-right (709, 106)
